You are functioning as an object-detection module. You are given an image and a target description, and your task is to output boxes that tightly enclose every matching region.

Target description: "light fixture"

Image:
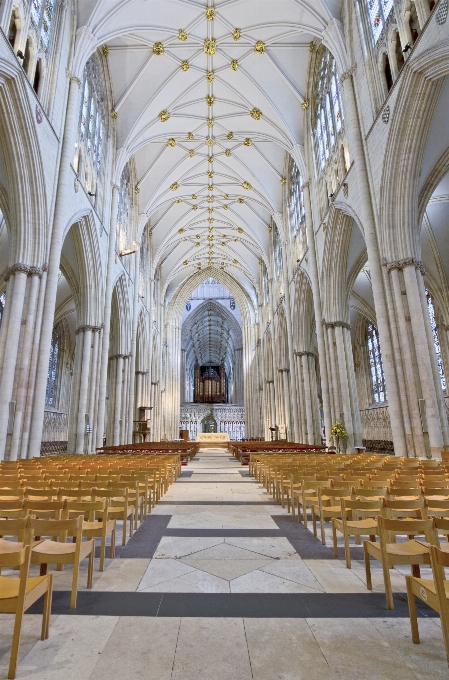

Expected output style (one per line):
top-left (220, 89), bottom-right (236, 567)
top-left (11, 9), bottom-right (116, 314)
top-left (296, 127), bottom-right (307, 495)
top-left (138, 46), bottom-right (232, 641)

top-left (119, 241), bottom-right (139, 257)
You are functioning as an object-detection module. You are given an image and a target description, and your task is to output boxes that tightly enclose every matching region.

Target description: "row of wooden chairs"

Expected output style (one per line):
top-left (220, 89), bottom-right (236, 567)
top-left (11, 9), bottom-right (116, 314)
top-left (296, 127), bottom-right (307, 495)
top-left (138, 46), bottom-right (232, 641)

top-left (250, 452), bottom-right (449, 663)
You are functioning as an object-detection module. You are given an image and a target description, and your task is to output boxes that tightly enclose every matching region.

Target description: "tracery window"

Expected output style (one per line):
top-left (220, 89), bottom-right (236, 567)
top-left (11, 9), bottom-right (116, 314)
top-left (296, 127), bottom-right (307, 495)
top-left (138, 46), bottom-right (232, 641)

top-left (139, 227), bottom-right (149, 297)
top-left (273, 226), bottom-right (283, 278)
top-left (367, 0), bottom-right (394, 42)
top-left (45, 326), bottom-right (59, 407)
top-left (78, 57), bottom-right (105, 173)
top-left (367, 322), bottom-right (387, 403)
top-left (117, 164), bottom-right (132, 253)
top-left (288, 160), bottom-right (305, 236)
top-left (425, 288), bottom-right (446, 391)
top-left (30, 0), bottom-right (54, 52)
top-left (314, 51), bottom-right (344, 171)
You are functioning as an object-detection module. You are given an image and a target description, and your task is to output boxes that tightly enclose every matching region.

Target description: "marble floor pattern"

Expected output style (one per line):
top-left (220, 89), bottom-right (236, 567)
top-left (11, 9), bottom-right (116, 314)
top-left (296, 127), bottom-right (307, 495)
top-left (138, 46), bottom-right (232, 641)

top-left (0, 448), bottom-right (447, 679)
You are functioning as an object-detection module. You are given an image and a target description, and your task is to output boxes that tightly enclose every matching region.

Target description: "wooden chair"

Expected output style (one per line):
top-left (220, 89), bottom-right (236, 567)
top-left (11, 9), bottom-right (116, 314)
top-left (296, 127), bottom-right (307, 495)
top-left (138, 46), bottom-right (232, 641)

top-left (383, 498), bottom-right (426, 519)
top-left (0, 540), bottom-right (53, 679)
top-left (108, 481), bottom-right (140, 530)
top-left (29, 516), bottom-right (94, 609)
top-left (332, 498), bottom-right (383, 568)
top-left (406, 543), bottom-right (449, 665)
top-left (64, 499), bottom-right (116, 571)
top-left (296, 481), bottom-right (331, 528)
top-left (364, 516), bottom-right (438, 609)
top-left (91, 487), bottom-right (134, 545)
top-left (311, 486), bottom-right (354, 544)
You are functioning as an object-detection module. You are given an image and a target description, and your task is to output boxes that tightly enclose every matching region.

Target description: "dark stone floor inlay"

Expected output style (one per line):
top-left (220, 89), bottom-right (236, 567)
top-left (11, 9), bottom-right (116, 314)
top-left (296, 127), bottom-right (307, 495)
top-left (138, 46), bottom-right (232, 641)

top-left (27, 591), bottom-right (437, 619)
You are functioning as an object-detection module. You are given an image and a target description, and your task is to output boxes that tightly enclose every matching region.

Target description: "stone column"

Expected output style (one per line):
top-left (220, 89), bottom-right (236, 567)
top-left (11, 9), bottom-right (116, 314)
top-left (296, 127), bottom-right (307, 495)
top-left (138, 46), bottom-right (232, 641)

top-left (340, 66), bottom-right (406, 456)
top-left (127, 253), bottom-right (139, 442)
top-left (96, 184), bottom-right (120, 448)
top-left (0, 267), bottom-right (29, 458)
top-left (299, 351), bottom-right (315, 445)
top-left (9, 269), bottom-right (41, 460)
top-left (121, 355), bottom-right (130, 443)
top-left (112, 355), bottom-right (123, 445)
top-left (403, 264), bottom-right (445, 457)
top-left (87, 327), bottom-right (101, 453)
top-left (29, 73), bottom-right (81, 458)
top-left (20, 269), bottom-right (47, 458)
top-left (74, 326), bottom-right (93, 454)
top-left (389, 266), bottom-right (424, 457)
top-left (302, 182), bottom-right (333, 444)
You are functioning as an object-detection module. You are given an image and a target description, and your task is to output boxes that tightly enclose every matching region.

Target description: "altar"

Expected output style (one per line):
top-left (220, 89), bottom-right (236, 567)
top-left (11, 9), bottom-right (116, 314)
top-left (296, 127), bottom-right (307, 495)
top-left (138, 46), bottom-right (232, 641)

top-left (195, 432), bottom-right (230, 448)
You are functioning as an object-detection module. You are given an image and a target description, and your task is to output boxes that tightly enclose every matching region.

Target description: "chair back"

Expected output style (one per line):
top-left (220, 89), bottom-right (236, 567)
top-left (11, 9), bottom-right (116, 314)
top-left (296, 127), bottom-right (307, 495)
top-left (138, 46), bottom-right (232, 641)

top-left (0, 516), bottom-right (30, 544)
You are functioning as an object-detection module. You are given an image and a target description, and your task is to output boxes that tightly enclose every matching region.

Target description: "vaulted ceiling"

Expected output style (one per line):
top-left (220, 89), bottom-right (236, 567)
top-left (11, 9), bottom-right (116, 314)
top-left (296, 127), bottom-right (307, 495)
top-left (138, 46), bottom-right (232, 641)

top-left (76, 0), bottom-right (343, 305)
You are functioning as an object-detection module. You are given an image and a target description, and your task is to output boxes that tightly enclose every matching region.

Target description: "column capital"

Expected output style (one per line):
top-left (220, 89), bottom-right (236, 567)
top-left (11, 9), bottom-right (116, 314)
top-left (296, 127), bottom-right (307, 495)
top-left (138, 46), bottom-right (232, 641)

top-left (3, 263), bottom-right (45, 281)
top-left (294, 350), bottom-right (316, 358)
top-left (65, 70), bottom-right (81, 86)
top-left (324, 320), bottom-right (351, 330)
top-left (384, 257), bottom-right (426, 276)
top-left (75, 324), bottom-right (101, 334)
top-left (340, 64), bottom-right (357, 85)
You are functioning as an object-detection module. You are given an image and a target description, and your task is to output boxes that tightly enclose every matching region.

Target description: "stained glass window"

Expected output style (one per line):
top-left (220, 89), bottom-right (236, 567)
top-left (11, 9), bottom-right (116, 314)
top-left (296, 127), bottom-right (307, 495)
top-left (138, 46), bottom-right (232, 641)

top-left (426, 288), bottom-right (446, 391)
top-left (273, 225), bottom-right (283, 278)
top-left (30, 0), bottom-right (54, 52)
top-left (314, 51), bottom-right (344, 171)
top-left (45, 326), bottom-right (59, 407)
top-left (367, 322), bottom-right (386, 403)
top-left (367, 0), bottom-right (394, 43)
top-left (288, 160), bottom-right (305, 236)
top-left (77, 55), bottom-right (105, 174)
top-left (117, 164), bottom-right (131, 252)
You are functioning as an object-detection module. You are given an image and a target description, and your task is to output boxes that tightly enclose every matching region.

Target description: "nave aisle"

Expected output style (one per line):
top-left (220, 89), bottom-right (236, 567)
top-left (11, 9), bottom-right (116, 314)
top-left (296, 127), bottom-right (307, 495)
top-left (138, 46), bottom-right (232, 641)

top-left (0, 449), bottom-right (445, 679)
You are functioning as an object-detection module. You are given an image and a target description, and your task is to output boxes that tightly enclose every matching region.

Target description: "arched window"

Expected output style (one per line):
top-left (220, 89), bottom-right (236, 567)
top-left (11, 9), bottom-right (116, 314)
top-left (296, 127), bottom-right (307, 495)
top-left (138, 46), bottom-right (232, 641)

top-left (425, 288), bottom-right (446, 391)
top-left (45, 326), bottom-right (59, 407)
top-left (78, 56), bottom-right (105, 175)
top-left (8, 11), bottom-right (18, 48)
top-left (367, 0), bottom-right (394, 42)
top-left (367, 322), bottom-right (387, 403)
top-left (117, 164), bottom-right (131, 253)
top-left (288, 160), bottom-right (305, 236)
top-left (30, 0), bottom-right (54, 52)
top-left (314, 51), bottom-right (344, 171)
top-left (273, 225), bottom-right (283, 278)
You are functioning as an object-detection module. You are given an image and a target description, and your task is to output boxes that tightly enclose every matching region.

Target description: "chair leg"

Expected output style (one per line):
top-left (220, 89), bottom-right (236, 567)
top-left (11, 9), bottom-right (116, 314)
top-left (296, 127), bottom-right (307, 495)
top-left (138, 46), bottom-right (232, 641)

top-left (381, 558), bottom-right (394, 610)
top-left (122, 515), bottom-right (127, 546)
top-left (320, 514), bottom-right (326, 545)
top-left (100, 537), bottom-right (106, 572)
top-left (8, 607), bottom-right (25, 679)
top-left (303, 506), bottom-right (308, 530)
top-left (87, 546), bottom-right (94, 588)
top-left (364, 543), bottom-right (372, 590)
top-left (344, 531), bottom-right (351, 569)
top-left (406, 576), bottom-right (420, 644)
top-left (41, 574), bottom-right (53, 640)
top-left (332, 520), bottom-right (338, 557)
top-left (312, 511), bottom-right (317, 537)
top-left (71, 560), bottom-right (80, 609)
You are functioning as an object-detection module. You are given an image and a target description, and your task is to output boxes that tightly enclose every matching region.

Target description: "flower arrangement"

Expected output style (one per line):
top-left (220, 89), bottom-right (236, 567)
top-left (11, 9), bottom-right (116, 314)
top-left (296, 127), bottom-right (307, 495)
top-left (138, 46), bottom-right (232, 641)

top-left (330, 420), bottom-right (348, 452)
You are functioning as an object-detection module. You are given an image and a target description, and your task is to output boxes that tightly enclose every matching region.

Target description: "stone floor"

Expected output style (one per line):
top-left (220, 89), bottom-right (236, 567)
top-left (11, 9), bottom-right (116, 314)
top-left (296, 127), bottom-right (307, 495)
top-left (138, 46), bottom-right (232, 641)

top-left (0, 449), bottom-right (447, 679)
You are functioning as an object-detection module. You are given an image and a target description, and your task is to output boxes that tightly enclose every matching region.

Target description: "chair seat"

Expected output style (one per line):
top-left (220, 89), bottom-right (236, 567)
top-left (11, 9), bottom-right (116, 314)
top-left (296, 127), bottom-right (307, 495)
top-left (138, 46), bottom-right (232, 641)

top-left (0, 574), bottom-right (48, 600)
top-left (82, 520), bottom-right (115, 535)
top-left (411, 577), bottom-right (449, 598)
top-left (32, 539), bottom-right (92, 557)
top-left (386, 540), bottom-right (430, 556)
top-left (346, 518), bottom-right (378, 530)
